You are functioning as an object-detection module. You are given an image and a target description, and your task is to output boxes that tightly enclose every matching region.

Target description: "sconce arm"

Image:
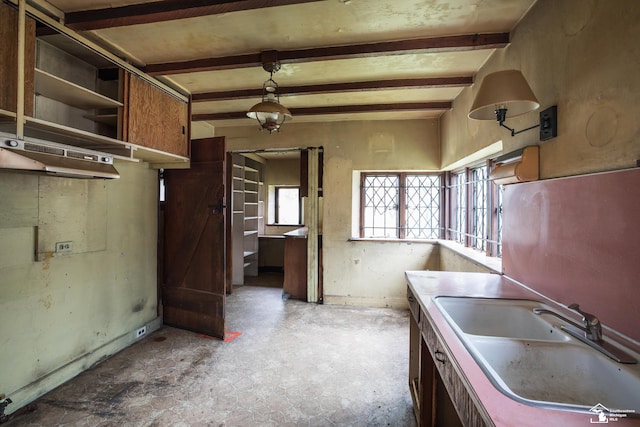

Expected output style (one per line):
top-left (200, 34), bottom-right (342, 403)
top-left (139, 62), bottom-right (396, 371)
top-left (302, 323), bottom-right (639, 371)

top-left (495, 107), bottom-right (540, 137)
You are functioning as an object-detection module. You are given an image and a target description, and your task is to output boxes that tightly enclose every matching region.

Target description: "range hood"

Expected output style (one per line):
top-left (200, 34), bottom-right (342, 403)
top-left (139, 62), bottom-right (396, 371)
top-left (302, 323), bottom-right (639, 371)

top-left (0, 137), bottom-right (119, 179)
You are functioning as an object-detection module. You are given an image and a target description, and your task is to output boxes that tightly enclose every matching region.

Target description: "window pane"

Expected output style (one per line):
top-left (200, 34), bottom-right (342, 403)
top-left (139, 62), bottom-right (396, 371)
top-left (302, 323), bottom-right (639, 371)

top-left (405, 174), bottom-right (440, 239)
top-left (470, 166), bottom-right (488, 251)
top-left (276, 187), bottom-right (300, 224)
top-left (362, 175), bottom-right (399, 238)
top-left (496, 184), bottom-right (504, 257)
top-left (450, 171), bottom-right (466, 243)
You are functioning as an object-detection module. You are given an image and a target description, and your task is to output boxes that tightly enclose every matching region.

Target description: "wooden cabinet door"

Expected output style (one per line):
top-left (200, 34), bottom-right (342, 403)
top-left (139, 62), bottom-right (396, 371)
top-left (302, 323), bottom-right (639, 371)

top-left (162, 137), bottom-right (226, 338)
top-left (125, 73), bottom-right (189, 157)
top-left (0, 2), bottom-right (35, 116)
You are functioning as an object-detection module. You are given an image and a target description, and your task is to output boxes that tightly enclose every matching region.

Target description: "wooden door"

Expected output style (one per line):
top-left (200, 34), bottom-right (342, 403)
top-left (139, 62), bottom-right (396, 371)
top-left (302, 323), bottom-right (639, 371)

top-left (162, 137), bottom-right (226, 338)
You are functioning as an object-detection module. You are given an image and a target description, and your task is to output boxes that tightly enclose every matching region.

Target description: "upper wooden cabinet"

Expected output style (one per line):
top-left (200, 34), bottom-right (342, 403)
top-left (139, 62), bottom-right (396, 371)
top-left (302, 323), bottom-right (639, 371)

top-left (0, 2), bottom-right (35, 117)
top-left (0, 2), bottom-right (190, 168)
top-left (124, 74), bottom-right (190, 159)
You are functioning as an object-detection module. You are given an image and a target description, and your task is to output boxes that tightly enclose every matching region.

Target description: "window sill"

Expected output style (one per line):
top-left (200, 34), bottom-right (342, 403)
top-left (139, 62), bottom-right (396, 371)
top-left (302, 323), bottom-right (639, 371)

top-left (437, 240), bottom-right (502, 273)
top-left (348, 238), bottom-right (439, 244)
top-left (345, 238), bottom-right (501, 272)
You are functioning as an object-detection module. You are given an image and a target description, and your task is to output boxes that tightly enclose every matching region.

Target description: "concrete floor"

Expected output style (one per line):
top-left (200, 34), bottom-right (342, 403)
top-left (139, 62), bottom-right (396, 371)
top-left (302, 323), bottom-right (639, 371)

top-left (7, 282), bottom-right (416, 426)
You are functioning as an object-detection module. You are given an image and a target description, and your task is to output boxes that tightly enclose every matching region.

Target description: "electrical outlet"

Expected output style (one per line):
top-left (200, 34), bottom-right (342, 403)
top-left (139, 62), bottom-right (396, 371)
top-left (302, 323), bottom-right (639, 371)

top-left (55, 241), bottom-right (73, 253)
top-left (135, 326), bottom-right (147, 338)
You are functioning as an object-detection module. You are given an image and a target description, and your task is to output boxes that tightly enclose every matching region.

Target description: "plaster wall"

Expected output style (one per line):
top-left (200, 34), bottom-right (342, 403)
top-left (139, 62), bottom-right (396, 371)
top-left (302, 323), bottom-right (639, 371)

top-left (0, 161), bottom-right (159, 409)
top-left (438, 246), bottom-right (495, 274)
top-left (441, 0), bottom-right (640, 177)
top-left (219, 119), bottom-right (440, 307)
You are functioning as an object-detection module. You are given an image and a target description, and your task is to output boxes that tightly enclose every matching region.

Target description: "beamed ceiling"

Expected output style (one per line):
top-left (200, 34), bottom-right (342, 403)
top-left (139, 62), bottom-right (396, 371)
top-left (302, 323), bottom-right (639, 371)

top-left (32, 0), bottom-right (538, 129)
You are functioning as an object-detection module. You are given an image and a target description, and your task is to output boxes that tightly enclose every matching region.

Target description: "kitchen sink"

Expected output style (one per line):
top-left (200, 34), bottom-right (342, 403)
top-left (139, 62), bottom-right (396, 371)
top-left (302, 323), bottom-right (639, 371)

top-left (434, 297), bottom-right (640, 414)
top-left (434, 297), bottom-right (569, 341)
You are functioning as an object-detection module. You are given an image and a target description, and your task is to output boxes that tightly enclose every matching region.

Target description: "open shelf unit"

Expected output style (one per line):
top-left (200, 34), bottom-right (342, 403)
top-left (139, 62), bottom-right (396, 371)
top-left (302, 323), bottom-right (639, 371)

top-left (0, 4), bottom-right (190, 169)
top-left (231, 154), bottom-right (264, 285)
top-left (34, 68), bottom-right (123, 110)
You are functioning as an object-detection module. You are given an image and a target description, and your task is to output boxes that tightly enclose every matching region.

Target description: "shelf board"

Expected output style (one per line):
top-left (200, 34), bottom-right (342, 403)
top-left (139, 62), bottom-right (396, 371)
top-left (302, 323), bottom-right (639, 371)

top-left (0, 109), bottom-right (17, 120)
top-left (83, 113), bottom-right (117, 126)
top-left (35, 68), bottom-right (123, 109)
top-left (244, 216), bottom-right (258, 220)
top-left (20, 117), bottom-right (189, 167)
top-left (23, 116), bottom-right (134, 160)
top-left (243, 251), bottom-right (257, 258)
top-left (130, 144), bottom-right (190, 167)
top-left (244, 230), bottom-right (259, 236)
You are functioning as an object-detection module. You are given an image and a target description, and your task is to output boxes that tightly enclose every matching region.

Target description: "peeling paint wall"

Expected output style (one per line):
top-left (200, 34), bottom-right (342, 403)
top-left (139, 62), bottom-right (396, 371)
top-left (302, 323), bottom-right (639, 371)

top-left (438, 246), bottom-right (494, 274)
top-left (441, 0), bottom-right (640, 177)
top-left (216, 120), bottom-right (441, 308)
top-left (0, 161), bottom-right (158, 409)
top-left (441, 0), bottom-right (640, 335)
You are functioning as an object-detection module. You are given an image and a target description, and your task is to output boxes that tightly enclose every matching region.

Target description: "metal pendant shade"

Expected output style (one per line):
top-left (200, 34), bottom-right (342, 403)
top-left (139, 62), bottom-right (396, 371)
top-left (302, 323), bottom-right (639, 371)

top-left (468, 69), bottom-right (540, 120)
top-left (247, 100), bottom-right (292, 133)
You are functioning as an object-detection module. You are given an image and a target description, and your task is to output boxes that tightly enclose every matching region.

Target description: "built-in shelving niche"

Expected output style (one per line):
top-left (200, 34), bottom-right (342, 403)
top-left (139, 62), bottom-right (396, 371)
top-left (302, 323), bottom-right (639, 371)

top-left (231, 154), bottom-right (265, 285)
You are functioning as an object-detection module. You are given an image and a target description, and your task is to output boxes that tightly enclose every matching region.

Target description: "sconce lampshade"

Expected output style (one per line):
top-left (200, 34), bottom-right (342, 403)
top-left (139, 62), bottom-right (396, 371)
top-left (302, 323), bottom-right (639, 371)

top-left (468, 70), bottom-right (540, 120)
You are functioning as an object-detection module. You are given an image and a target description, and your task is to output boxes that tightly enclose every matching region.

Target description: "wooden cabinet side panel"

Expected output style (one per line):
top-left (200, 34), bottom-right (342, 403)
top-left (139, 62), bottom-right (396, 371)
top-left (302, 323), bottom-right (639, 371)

top-left (0, 4), bottom-right (35, 116)
top-left (283, 237), bottom-right (308, 300)
top-left (420, 314), bottom-right (493, 427)
top-left (127, 74), bottom-right (189, 157)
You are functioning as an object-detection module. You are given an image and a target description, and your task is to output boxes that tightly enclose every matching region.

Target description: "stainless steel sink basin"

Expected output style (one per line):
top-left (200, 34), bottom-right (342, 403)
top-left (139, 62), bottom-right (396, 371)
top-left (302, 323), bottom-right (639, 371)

top-left (434, 297), bottom-right (640, 414)
top-left (434, 297), bottom-right (569, 341)
top-left (469, 336), bottom-right (640, 411)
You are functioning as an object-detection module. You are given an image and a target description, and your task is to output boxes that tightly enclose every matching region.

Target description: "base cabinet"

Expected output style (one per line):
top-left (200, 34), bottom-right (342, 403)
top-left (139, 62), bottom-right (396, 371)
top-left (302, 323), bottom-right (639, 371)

top-left (283, 233), bottom-right (308, 300)
top-left (408, 287), bottom-right (492, 427)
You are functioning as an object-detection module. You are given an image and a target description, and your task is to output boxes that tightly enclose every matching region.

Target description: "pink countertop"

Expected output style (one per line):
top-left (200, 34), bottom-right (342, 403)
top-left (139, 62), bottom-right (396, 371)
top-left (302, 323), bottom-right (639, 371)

top-left (405, 270), bottom-right (640, 426)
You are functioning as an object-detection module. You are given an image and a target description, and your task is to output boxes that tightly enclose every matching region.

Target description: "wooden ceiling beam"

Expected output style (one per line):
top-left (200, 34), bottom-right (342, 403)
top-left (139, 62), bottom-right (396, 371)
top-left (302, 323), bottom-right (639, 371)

top-left (192, 76), bottom-right (473, 102)
top-left (65, 0), bottom-right (324, 31)
top-left (143, 33), bottom-right (509, 76)
top-left (192, 101), bottom-right (452, 121)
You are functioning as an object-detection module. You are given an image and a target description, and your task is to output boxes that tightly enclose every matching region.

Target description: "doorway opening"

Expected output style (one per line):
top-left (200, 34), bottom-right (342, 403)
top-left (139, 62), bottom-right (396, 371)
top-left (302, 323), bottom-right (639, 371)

top-left (227, 147), bottom-right (322, 303)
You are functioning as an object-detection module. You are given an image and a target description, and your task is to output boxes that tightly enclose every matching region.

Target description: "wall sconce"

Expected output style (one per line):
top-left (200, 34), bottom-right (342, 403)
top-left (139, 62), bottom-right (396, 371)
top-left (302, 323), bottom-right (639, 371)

top-left (468, 70), bottom-right (557, 141)
top-left (247, 54), bottom-right (292, 133)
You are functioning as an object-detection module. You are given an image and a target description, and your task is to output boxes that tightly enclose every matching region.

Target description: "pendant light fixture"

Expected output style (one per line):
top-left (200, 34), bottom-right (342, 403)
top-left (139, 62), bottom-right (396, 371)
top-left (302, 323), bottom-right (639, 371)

top-left (247, 54), bottom-right (292, 133)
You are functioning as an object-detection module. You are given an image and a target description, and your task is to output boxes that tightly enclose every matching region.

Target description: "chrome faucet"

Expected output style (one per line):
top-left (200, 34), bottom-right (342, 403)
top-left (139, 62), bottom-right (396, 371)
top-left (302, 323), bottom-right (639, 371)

top-left (533, 304), bottom-right (637, 364)
top-left (567, 303), bottom-right (602, 342)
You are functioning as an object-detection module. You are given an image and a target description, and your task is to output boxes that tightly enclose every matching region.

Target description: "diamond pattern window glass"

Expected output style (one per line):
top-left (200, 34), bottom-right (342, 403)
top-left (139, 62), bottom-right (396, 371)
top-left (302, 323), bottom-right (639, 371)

top-left (469, 166), bottom-right (489, 251)
top-left (405, 175), bottom-right (441, 239)
top-left (448, 171), bottom-right (466, 244)
top-left (496, 185), bottom-right (504, 257)
top-left (360, 173), bottom-right (441, 239)
top-left (362, 174), bottom-right (400, 238)
top-left (446, 164), bottom-right (501, 257)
